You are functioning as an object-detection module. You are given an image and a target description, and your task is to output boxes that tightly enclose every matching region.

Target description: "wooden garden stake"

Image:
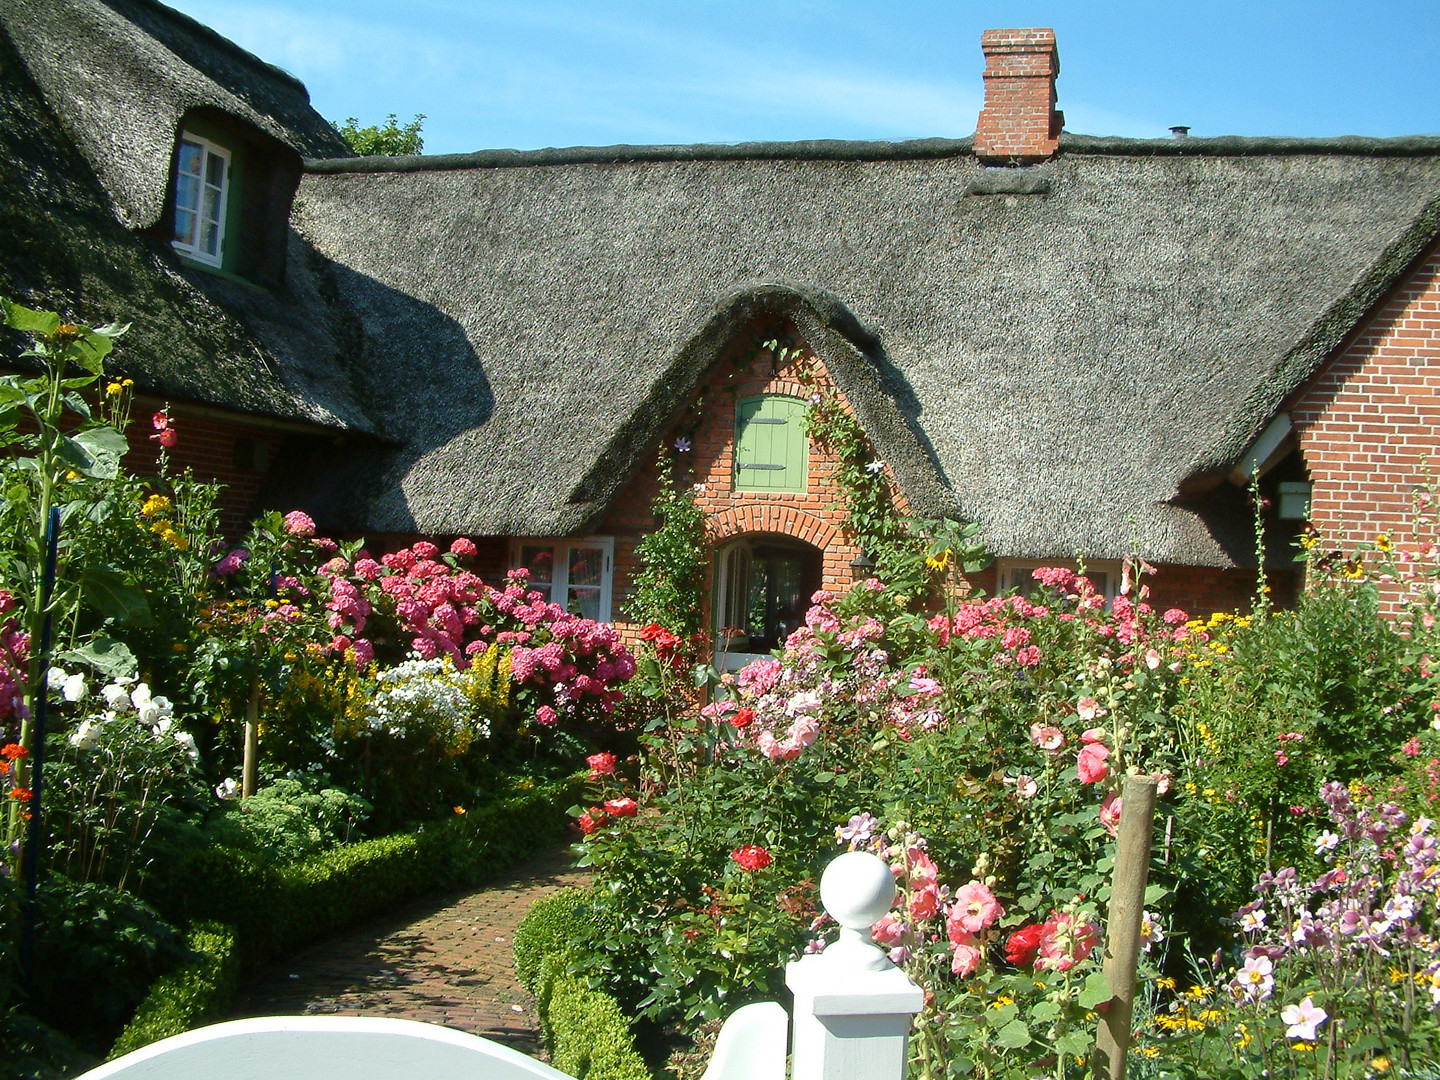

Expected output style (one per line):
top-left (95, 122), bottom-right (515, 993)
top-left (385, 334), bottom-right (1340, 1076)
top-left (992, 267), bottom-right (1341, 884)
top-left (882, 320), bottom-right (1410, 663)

top-left (1093, 775), bottom-right (1158, 1080)
top-left (241, 676), bottom-right (260, 799)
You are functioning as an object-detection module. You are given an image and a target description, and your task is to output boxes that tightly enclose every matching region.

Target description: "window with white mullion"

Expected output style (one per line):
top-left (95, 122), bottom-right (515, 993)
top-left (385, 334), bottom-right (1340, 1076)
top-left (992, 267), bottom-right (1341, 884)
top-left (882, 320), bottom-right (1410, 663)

top-left (172, 134), bottom-right (229, 266)
top-left (511, 538), bottom-right (614, 622)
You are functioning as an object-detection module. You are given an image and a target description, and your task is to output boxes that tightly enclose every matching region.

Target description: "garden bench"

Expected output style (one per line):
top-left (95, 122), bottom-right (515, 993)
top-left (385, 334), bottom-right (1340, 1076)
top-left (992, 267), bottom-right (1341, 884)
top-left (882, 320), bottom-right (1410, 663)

top-left (78, 851), bottom-right (922, 1080)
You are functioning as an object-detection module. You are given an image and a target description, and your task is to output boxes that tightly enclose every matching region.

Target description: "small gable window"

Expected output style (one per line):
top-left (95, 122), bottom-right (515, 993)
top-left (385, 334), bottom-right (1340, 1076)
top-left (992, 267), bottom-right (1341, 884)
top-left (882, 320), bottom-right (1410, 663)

top-left (172, 133), bottom-right (230, 267)
top-left (734, 395), bottom-right (808, 493)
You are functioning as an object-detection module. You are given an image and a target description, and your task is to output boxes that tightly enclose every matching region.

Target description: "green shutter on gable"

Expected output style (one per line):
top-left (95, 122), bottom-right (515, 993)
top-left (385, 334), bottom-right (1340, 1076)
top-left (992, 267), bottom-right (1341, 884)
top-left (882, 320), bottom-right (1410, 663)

top-left (735, 395), bottom-right (808, 492)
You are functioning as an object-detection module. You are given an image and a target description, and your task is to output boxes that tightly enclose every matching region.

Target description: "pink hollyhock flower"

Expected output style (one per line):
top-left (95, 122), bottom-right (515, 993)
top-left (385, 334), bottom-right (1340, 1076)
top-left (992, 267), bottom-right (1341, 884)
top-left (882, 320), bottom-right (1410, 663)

top-left (1030, 723), bottom-right (1065, 752)
top-left (909, 884), bottom-right (942, 921)
top-left (1008, 774), bottom-right (1039, 800)
top-left (602, 797), bottom-right (638, 817)
top-left (906, 847), bottom-right (939, 889)
top-left (1144, 648), bottom-right (1163, 670)
top-left (1100, 792), bottom-right (1123, 837)
top-left (872, 914), bottom-right (906, 946)
top-left (150, 427), bottom-right (178, 448)
top-left (450, 537), bottom-right (478, 556)
top-left (535, 705), bottom-right (558, 725)
top-left (1005, 923), bottom-right (1044, 967)
top-left (151, 411), bottom-right (169, 431)
top-left (1077, 743), bottom-right (1110, 784)
top-left (282, 510), bottom-right (316, 537)
top-left (1036, 913), bottom-right (1099, 972)
top-left (1081, 727), bottom-right (1107, 745)
top-left (1076, 696), bottom-right (1104, 722)
top-left (586, 752), bottom-right (617, 778)
top-left (948, 881), bottom-right (1004, 937)
top-left (950, 936), bottom-right (983, 977)
top-left (731, 844), bottom-right (772, 871)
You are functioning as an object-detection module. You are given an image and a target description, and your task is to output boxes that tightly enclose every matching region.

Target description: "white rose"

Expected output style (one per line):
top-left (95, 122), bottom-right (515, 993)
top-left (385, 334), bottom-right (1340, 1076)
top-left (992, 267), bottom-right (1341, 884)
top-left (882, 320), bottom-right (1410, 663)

top-left (130, 683), bottom-right (153, 710)
top-left (102, 683), bottom-right (131, 710)
top-left (136, 699), bottom-right (161, 726)
top-left (68, 718), bottom-right (103, 750)
top-left (62, 673), bottom-right (88, 703)
top-left (172, 730), bottom-right (199, 762)
top-left (215, 778), bottom-right (240, 801)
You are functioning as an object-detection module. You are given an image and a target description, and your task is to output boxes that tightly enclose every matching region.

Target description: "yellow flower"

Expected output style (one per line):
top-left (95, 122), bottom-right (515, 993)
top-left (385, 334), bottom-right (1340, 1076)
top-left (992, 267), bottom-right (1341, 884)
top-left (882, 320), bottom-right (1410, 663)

top-left (265, 599), bottom-right (279, 609)
top-left (1373, 1057), bottom-right (1391, 1072)
top-left (990, 995), bottom-right (1014, 1008)
top-left (926, 549), bottom-right (953, 572)
top-left (1291, 1042), bottom-right (1316, 1053)
top-left (122, 378), bottom-right (133, 387)
top-left (141, 494), bottom-right (172, 517)
top-left (454, 806), bottom-right (467, 815)
top-left (65, 470), bottom-right (80, 481)
top-left (1234, 1022), bottom-right (1252, 1048)
top-left (105, 381), bottom-right (124, 396)
top-left (1343, 557), bottom-right (1365, 580)
top-left (1376, 533), bottom-right (1393, 553)
top-left (1140, 1047), bottom-right (1160, 1059)
top-left (1156, 976), bottom-right (1176, 990)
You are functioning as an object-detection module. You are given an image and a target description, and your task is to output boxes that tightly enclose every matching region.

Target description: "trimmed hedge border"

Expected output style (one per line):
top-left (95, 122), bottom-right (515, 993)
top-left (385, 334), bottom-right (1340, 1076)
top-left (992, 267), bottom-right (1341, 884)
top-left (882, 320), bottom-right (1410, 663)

top-left (516, 889), bottom-right (650, 1080)
top-left (108, 920), bottom-right (238, 1060)
top-left (112, 775), bottom-right (584, 1059)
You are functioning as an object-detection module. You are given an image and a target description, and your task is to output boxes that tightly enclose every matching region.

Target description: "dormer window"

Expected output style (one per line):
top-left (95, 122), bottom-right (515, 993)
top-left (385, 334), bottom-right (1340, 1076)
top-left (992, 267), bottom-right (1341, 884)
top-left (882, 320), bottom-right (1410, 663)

top-left (172, 133), bottom-right (230, 267)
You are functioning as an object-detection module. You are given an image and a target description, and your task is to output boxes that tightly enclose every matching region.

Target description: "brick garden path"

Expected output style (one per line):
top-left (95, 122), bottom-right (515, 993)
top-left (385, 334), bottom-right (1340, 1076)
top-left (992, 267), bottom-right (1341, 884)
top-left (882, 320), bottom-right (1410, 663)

top-left (231, 845), bottom-right (589, 1055)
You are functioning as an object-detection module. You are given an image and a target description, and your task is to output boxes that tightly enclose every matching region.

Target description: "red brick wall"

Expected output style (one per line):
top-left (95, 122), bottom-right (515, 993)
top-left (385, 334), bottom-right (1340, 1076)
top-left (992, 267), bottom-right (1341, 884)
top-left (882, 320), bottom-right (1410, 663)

top-left (121, 406), bottom-right (290, 537)
top-left (595, 324), bottom-right (892, 639)
top-left (974, 28), bottom-right (1062, 163)
top-left (1292, 241), bottom-right (1440, 612)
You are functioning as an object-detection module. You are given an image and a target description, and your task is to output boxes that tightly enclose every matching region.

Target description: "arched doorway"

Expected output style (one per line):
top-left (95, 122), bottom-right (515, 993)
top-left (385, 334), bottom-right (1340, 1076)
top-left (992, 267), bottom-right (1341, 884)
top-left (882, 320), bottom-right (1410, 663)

top-left (713, 535), bottom-right (823, 671)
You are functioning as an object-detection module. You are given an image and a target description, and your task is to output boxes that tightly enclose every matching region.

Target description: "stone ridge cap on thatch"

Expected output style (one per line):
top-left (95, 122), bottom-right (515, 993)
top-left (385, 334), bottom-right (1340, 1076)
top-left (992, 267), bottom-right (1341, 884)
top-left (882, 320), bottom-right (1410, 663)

top-left (562, 282), bottom-right (961, 536)
top-left (1197, 191), bottom-right (1440, 481)
top-left (106, 0), bottom-right (313, 100)
top-left (302, 132), bottom-right (1440, 174)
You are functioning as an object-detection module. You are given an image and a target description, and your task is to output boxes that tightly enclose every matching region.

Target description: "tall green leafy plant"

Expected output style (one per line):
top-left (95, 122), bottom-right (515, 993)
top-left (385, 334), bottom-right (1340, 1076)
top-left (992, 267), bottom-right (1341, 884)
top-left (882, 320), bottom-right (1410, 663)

top-left (626, 448), bottom-right (708, 638)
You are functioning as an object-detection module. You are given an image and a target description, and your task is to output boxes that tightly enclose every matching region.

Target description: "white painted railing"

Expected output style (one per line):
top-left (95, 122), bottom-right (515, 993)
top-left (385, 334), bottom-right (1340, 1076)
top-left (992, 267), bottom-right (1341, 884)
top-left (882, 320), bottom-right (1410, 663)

top-left (79, 850), bottom-right (922, 1080)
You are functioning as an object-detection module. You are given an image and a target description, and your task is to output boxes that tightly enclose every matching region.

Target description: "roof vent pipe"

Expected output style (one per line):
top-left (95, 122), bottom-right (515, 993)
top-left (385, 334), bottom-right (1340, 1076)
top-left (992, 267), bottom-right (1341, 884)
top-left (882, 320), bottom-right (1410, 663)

top-left (1170, 126), bottom-right (1191, 139)
top-left (974, 28), bottom-right (1064, 164)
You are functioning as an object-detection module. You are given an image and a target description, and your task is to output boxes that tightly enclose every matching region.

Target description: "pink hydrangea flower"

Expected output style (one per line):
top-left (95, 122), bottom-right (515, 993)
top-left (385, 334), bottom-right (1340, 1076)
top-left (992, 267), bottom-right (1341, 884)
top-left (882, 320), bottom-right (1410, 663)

top-left (450, 537), bottom-right (478, 556)
top-left (535, 705), bottom-right (558, 725)
top-left (282, 510), bottom-right (316, 537)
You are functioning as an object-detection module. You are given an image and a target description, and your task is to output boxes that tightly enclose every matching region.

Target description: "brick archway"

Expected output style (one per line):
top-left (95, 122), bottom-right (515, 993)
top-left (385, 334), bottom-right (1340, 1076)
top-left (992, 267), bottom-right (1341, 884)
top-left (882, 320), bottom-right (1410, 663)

top-left (707, 504), bottom-right (838, 552)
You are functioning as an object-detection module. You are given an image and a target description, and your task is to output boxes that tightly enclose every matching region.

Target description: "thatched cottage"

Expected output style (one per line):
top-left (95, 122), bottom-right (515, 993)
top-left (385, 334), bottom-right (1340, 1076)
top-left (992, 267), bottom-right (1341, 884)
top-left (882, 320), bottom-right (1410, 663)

top-left (3, 1), bottom-right (1439, 647)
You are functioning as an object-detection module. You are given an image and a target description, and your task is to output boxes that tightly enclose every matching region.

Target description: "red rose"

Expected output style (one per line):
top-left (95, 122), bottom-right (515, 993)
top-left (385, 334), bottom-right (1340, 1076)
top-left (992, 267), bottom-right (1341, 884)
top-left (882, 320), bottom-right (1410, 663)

top-left (578, 806), bottom-right (608, 836)
top-left (731, 844), bottom-right (772, 871)
top-left (603, 797), bottom-right (638, 818)
top-left (731, 708), bottom-right (755, 730)
top-left (1005, 923), bottom-right (1044, 968)
top-left (586, 752), bottom-right (618, 778)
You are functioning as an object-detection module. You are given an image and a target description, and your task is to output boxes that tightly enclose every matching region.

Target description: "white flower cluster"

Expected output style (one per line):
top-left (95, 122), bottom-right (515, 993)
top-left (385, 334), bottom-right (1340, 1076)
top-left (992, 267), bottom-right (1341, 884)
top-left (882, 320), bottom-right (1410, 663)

top-left (60, 671), bottom-right (197, 762)
top-left (365, 655), bottom-right (488, 740)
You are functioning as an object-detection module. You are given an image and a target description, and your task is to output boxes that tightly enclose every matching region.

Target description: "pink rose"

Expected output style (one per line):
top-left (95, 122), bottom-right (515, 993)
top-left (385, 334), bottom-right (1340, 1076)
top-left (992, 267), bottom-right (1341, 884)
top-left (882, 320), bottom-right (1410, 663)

top-left (1077, 743), bottom-right (1110, 784)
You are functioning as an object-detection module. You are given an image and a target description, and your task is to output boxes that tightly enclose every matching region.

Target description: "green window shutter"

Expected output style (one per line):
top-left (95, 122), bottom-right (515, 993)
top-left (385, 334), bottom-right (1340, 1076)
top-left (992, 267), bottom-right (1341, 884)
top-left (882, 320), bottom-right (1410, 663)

top-left (735, 395), bottom-right (808, 492)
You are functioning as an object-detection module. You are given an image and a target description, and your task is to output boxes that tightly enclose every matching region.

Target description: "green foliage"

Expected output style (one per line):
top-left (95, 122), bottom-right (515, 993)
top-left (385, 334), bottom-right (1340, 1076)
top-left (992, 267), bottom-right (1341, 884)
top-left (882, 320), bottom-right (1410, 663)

top-left (204, 776), bottom-right (370, 862)
top-left (512, 886), bottom-right (609, 995)
top-left (333, 113), bottom-right (425, 156)
top-left (26, 878), bottom-right (188, 1055)
top-left (108, 921), bottom-right (237, 1059)
top-left (627, 451), bottom-right (708, 638)
top-left (538, 952), bottom-right (652, 1080)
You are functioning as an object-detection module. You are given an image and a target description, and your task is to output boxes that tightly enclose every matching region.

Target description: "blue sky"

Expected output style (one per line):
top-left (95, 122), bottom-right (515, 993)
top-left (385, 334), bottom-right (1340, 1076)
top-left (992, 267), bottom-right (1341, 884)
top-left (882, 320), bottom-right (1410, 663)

top-left (166, 1), bottom-right (1440, 155)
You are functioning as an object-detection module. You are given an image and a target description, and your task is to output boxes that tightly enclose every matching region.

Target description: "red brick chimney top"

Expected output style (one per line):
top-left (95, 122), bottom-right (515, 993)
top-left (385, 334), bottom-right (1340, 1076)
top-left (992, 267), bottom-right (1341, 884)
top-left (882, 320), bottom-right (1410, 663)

top-left (974, 28), bottom-right (1064, 164)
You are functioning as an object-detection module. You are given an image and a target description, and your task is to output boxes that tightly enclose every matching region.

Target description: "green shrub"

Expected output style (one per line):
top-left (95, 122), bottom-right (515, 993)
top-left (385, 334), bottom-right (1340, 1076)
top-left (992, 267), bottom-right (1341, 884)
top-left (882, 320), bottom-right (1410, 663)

top-left (205, 777), bottom-right (371, 863)
top-left (108, 921), bottom-right (238, 1059)
top-left (27, 878), bottom-right (189, 1055)
top-left (540, 959), bottom-right (650, 1080)
top-left (513, 886), bottom-right (606, 995)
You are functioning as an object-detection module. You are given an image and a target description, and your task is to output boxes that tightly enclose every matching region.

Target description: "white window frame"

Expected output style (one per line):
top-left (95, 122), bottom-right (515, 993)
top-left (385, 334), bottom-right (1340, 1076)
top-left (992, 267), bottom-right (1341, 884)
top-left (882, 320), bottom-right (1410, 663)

top-left (509, 537), bottom-right (614, 623)
top-left (172, 132), bottom-right (230, 267)
top-left (995, 558), bottom-right (1123, 604)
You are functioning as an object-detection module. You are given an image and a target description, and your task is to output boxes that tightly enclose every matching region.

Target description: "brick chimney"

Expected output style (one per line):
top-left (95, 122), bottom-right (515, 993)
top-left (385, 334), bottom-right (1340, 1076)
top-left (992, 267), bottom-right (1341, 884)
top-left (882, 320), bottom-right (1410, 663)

top-left (974, 28), bottom-right (1063, 164)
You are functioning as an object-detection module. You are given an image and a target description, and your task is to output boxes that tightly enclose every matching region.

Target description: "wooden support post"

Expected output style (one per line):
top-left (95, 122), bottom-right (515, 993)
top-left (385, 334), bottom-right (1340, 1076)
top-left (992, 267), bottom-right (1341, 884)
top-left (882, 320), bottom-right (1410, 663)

top-left (1093, 775), bottom-right (1158, 1080)
top-left (241, 677), bottom-right (260, 799)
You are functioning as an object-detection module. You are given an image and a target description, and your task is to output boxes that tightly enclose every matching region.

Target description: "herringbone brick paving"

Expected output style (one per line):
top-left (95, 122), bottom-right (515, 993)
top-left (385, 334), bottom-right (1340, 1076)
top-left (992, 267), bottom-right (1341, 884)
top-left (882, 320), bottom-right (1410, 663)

top-left (231, 845), bottom-right (589, 1054)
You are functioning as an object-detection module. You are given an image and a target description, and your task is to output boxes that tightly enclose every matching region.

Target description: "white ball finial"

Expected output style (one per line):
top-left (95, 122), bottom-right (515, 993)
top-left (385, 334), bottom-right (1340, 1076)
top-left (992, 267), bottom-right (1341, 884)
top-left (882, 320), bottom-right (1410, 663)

top-left (819, 850), bottom-right (897, 970)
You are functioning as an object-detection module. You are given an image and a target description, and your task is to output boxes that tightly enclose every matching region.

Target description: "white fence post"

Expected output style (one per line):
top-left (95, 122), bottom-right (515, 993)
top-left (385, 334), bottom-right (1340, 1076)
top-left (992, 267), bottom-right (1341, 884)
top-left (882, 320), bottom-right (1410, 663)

top-left (786, 850), bottom-right (925, 1080)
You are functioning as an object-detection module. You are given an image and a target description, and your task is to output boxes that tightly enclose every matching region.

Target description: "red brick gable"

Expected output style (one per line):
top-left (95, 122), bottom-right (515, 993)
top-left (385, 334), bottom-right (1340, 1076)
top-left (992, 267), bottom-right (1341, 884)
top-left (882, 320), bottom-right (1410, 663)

top-left (596, 321), bottom-right (897, 639)
top-left (1292, 240), bottom-right (1440, 611)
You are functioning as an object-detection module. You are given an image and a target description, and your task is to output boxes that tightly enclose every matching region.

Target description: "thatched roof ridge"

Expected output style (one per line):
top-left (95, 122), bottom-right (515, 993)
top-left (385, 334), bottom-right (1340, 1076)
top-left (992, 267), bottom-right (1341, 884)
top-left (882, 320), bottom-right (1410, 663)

top-left (283, 148), bottom-right (1440, 562)
top-left (304, 133), bottom-right (1440, 178)
top-left (3, 0), bottom-right (351, 229)
top-left (1202, 193), bottom-right (1440, 480)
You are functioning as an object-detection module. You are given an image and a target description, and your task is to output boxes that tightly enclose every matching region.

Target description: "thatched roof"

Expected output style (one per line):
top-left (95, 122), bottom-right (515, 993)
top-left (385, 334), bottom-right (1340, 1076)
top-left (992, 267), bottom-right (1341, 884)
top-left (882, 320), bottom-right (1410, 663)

top-left (4, 0), bottom-right (350, 229)
top-left (277, 138), bottom-right (1440, 565)
top-left (0, 20), bottom-right (365, 431)
top-left (5, 0), bottom-right (1439, 567)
